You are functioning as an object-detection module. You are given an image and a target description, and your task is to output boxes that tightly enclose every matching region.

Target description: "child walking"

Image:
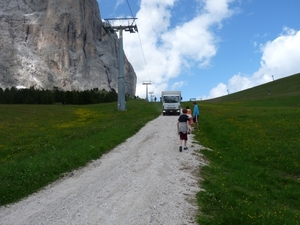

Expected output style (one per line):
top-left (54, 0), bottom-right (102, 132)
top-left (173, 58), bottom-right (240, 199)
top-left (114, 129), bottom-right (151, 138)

top-left (186, 106), bottom-right (193, 133)
top-left (177, 108), bottom-right (190, 152)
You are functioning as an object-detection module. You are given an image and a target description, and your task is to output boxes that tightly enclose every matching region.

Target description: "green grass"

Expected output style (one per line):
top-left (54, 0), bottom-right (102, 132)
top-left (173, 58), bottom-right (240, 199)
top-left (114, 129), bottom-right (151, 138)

top-left (0, 99), bottom-right (162, 205)
top-left (1, 72), bottom-right (300, 225)
top-left (193, 73), bottom-right (300, 224)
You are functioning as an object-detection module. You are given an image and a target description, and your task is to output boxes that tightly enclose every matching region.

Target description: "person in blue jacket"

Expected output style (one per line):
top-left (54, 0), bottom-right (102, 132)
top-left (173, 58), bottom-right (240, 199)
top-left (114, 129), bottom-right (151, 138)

top-left (192, 101), bottom-right (199, 130)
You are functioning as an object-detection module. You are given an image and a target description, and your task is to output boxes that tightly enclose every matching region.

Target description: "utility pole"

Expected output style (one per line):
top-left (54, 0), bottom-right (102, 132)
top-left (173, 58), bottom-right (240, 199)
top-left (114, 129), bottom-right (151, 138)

top-left (142, 81), bottom-right (151, 101)
top-left (103, 18), bottom-right (138, 111)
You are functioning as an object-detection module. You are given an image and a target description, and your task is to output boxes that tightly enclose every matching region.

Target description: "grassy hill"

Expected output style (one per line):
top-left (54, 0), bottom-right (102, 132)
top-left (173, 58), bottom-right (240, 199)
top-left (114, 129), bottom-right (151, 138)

top-left (1, 72), bottom-right (299, 224)
top-left (204, 72), bottom-right (300, 105)
top-left (194, 72), bottom-right (300, 224)
top-left (0, 99), bottom-right (162, 205)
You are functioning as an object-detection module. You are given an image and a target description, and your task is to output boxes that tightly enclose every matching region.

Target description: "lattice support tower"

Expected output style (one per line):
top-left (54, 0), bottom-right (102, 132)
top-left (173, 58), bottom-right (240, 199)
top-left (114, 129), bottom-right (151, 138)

top-left (103, 18), bottom-right (138, 111)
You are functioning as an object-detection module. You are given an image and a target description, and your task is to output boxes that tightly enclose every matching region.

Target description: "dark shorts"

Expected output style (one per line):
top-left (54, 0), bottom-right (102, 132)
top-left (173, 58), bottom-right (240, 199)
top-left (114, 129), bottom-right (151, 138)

top-left (193, 115), bottom-right (199, 123)
top-left (179, 132), bottom-right (188, 141)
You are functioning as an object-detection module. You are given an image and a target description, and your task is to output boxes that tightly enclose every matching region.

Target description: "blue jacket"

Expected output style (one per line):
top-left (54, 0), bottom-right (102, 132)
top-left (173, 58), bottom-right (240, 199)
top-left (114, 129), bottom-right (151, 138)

top-left (193, 104), bottom-right (199, 117)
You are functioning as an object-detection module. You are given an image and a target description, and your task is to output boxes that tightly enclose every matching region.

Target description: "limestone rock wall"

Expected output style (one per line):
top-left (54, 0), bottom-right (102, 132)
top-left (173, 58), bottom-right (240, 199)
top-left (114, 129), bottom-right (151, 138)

top-left (0, 0), bottom-right (136, 96)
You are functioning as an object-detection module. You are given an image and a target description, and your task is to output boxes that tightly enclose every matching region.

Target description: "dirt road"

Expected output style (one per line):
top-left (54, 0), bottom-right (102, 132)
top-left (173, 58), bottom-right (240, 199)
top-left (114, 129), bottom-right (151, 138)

top-left (0, 115), bottom-right (205, 225)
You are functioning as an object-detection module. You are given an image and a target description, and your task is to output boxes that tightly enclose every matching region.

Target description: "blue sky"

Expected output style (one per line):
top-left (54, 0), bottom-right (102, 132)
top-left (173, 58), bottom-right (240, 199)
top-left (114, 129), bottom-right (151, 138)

top-left (97, 0), bottom-right (300, 101)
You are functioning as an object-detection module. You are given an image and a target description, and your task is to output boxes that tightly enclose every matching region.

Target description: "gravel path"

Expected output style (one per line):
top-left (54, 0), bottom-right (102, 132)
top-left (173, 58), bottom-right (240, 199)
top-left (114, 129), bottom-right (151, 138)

top-left (0, 115), bottom-right (206, 225)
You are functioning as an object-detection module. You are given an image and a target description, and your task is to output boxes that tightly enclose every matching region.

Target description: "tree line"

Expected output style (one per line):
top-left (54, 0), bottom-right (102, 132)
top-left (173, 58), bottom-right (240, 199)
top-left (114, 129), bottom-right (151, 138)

top-left (0, 87), bottom-right (130, 105)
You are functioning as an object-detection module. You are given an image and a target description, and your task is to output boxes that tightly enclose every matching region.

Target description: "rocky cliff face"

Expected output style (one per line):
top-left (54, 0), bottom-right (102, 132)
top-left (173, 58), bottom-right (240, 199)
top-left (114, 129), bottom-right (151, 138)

top-left (0, 0), bottom-right (136, 96)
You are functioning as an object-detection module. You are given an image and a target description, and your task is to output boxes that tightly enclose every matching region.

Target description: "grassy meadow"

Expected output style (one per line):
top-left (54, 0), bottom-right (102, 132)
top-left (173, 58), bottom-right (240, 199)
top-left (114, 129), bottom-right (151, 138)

top-left (0, 72), bottom-right (299, 225)
top-left (191, 73), bottom-right (300, 224)
top-left (0, 99), bottom-right (161, 205)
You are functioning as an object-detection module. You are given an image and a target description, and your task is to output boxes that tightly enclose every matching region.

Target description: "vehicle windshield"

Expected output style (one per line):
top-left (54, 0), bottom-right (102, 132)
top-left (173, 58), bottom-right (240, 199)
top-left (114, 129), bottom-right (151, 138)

top-left (163, 96), bottom-right (179, 103)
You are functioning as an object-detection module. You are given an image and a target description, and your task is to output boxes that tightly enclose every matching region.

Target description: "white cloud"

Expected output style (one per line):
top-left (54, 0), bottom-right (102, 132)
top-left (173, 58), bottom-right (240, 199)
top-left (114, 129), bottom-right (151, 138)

top-left (208, 27), bottom-right (300, 99)
top-left (171, 81), bottom-right (187, 90)
top-left (259, 27), bottom-right (300, 78)
top-left (115, 0), bottom-right (125, 9)
top-left (122, 0), bottom-right (236, 98)
top-left (227, 73), bottom-right (253, 93)
top-left (209, 82), bottom-right (227, 98)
